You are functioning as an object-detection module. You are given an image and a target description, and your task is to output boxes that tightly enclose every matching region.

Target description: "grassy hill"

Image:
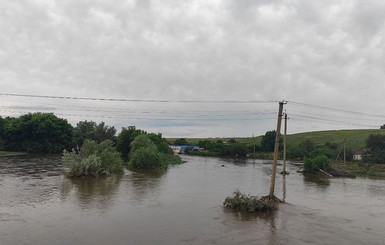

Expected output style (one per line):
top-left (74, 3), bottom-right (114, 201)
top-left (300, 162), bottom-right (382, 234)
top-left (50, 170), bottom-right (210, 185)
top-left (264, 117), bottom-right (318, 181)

top-left (284, 129), bottom-right (385, 150)
top-left (169, 129), bottom-right (385, 150)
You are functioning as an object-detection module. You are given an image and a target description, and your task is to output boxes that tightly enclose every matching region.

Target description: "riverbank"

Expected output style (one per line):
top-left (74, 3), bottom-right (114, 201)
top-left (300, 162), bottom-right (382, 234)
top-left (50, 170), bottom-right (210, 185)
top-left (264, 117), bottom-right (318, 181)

top-left (0, 151), bottom-right (26, 157)
top-left (331, 162), bottom-right (385, 179)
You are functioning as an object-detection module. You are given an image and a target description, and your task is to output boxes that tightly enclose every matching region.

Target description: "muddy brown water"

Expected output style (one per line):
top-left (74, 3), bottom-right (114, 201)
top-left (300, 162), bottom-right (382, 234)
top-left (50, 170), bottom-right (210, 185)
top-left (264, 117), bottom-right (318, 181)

top-left (1, 155), bottom-right (385, 244)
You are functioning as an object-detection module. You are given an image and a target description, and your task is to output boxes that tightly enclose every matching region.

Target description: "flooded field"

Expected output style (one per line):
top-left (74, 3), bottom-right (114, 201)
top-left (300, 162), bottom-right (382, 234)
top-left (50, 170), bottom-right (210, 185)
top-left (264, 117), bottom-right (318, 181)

top-left (1, 155), bottom-right (385, 244)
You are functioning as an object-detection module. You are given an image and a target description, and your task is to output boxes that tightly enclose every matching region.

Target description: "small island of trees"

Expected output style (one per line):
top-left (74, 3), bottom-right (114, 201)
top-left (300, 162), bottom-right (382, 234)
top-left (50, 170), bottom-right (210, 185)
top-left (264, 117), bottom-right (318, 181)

top-left (0, 113), bottom-right (182, 177)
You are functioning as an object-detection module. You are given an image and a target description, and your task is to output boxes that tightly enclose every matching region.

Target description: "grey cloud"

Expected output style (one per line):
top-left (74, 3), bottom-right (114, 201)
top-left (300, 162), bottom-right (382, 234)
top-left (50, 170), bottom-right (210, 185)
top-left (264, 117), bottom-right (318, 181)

top-left (1, 0), bottom-right (384, 136)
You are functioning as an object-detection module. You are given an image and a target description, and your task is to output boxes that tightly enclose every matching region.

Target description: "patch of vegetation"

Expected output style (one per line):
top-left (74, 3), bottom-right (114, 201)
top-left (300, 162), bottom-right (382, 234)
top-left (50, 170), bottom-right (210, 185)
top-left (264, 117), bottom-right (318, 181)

top-left (303, 155), bottom-right (331, 173)
top-left (1, 113), bottom-right (72, 153)
top-left (332, 162), bottom-right (385, 179)
top-left (223, 191), bottom-right (279, 212)
top-left (62, 139), bottom-right (124, 177)
top-left (128, 134), bottom-right (182, 170)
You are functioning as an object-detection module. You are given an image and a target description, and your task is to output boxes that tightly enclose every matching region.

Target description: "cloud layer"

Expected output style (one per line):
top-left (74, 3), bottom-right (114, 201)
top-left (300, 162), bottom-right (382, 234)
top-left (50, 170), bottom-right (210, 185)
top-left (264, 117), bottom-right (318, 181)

top-left (1, 0), bottom-right (384, 136)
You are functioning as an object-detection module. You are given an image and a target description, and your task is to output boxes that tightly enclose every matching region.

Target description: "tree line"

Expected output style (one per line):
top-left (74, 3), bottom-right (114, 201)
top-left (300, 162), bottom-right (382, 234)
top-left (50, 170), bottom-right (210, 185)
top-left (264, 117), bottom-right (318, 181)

top-left (173, 130), bottom-right (282, 158)
top-left (2, 112), bottom-right (384, 165)
top-left (0, 113), bottom-right (172, 157)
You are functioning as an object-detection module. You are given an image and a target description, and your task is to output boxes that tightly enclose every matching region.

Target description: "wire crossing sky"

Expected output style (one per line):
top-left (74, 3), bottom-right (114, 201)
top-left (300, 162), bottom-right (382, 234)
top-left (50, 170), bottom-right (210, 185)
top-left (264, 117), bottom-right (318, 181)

top-left (0, 93), bottom-right (381, 137)
top-left (1, 1), bottom-right (385, 136)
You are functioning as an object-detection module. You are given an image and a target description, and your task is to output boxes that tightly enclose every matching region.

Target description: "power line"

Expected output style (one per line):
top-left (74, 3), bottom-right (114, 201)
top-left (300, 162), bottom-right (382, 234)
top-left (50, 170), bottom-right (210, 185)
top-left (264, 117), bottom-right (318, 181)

top-left (288, 100), bottom-right (385, 118)
top-left (0, 109), bottom-right (276, 121)
top-left (0, 93), bottom-right (277, 104)
top-left (289, 109), bottom-right (385, 122)
top-left (290, 114), bottom-right (378, 128)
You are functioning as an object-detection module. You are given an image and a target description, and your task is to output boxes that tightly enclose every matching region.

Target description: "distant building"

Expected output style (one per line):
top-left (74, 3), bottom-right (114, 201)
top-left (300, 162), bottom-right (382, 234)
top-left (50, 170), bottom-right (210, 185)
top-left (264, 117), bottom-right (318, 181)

top-left (169, 145), bottom-right (203, 154)
top-left (352, 150), bottom-right (362, 161)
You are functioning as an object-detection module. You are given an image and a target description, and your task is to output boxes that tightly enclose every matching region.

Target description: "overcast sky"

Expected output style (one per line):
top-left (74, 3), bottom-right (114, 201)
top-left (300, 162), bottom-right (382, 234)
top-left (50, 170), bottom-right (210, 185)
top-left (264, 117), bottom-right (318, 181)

top-left (1, 0), bottom-right (384, 137)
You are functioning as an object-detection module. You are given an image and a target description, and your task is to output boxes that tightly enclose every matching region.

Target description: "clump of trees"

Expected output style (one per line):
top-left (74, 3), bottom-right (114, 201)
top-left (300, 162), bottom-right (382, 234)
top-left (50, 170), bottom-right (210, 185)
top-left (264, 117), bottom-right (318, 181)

top-left (261, 130), bottom-right (282, 152)
top-left (62, 140), bottom-right (124, 177)
top-left (72, 121), bottom-right (116, 147)
top-left (189, 140), bottom-right (248, 158)
top-left (0, 113), bottom-right (72, 153)
top-left (363, 134), bottom-right (385, 164)
top-left (0, 113), bottom-right (183, 175)
top-left (287, 139), bottom-right (352, 161)
top-left (173, 138), bottom-right (189, 145)
top-left (129, 134), bottom-right (182, 170)
top-left (303, 155), bottom-right (331, 173)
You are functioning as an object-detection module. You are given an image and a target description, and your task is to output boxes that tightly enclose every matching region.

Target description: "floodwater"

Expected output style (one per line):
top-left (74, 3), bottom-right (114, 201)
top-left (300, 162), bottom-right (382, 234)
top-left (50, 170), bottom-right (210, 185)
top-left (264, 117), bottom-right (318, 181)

top-left (1, 155), bottom-right (385, 245)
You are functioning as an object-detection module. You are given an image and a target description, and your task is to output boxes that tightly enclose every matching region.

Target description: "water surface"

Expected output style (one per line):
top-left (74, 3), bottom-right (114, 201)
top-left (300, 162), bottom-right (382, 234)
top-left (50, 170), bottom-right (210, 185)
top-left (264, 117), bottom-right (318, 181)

top-left (1, 155), bottom-right (385, 244)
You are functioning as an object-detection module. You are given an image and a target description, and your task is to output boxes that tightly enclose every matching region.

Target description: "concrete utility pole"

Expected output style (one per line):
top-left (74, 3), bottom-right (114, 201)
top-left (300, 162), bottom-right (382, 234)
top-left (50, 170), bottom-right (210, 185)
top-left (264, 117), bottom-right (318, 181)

top-left (280, 112), bottom-right (289, 175)
top-left (253, 133), bottom-right (256, 160)
top-left (269, 101), bottom-right (285, 198)
top-left (343, 137), bottom-right (346, 164)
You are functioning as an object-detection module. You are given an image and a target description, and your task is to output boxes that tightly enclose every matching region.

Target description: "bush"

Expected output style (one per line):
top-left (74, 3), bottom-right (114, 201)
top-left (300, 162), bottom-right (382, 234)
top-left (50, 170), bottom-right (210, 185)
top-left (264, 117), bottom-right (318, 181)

top-left (130, 134), bottom-right (158, 153)
top-left (159, 154), bottom-right (183, 166)
top-left (304, 155), bottom-right (330, 173)
top-left (223, 191), bottom-right (278, 212)
top-left (129, 147), bottom-right (162, 169)
top-left (128, 134), bottom-right (183, 170)
top-left (62, 140), bottom-right (124, 177)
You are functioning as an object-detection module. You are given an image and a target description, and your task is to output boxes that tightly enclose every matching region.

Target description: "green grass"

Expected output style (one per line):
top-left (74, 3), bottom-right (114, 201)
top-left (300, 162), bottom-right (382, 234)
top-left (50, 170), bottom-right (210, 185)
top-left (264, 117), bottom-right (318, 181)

top-left (332, 161), bottom-right (385, 179)
top-left (169, 129), bottom-right (385, 151)
top-left (284, 129), bottom-right (385, 150)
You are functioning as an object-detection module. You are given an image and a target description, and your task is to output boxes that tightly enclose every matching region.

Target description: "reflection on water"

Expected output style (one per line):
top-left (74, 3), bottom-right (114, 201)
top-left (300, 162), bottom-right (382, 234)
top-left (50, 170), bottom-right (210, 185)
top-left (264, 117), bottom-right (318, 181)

top-left (220, 157), bottom-right (249, 166)
top-left (61, 176), bottom-right (122, 211)
top-left (282, 174), bottom-right (287, 202)
top-left (1, 155), bottom-right (385, 245)
top-left (303, 174), bottom-right (330, 189)
top-left (126, 170), bottom-right (165, 205)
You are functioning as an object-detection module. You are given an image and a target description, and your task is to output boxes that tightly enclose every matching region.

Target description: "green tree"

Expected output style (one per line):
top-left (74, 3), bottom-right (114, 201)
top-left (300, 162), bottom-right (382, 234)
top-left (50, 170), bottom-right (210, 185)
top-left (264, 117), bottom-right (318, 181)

top-left (219, 143), bottom-right (248, 157)
top-left (129, 134), bottom-right (182, 170)
top-left (303, 155), bottom-right (331, 173)
top-left (0, 116), bottom-right (5, 150)
top-left (62, 139), bottom-right (123, 177)
top-left (228, 138), bottom-right (237, 144)
top-left (4, 113), bottom-right (72, 153)
top-left (130, 134), bottom-right (157, 153)
top-left (173, 138), bottom-right (189, 145)
top-left (363, 134), bottom-right (385, 163)
top-left (72, 121), bottom-right (116, 147)
top-left (261, 130), bottom-right (282, 152)
top-left (116, 126), bottom-right (146, 157)
top-left (148, 133), bottom-right (173, 154)
top-left (130, 147), bottom-right (162, 170)
top-left (129, 134), bottom-right (161, 170)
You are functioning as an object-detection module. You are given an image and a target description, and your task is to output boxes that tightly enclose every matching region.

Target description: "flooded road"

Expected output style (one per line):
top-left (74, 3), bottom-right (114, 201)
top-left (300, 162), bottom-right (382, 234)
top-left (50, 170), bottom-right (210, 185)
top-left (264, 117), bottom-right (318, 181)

top-left (1, 155), bottom-right (385, 244)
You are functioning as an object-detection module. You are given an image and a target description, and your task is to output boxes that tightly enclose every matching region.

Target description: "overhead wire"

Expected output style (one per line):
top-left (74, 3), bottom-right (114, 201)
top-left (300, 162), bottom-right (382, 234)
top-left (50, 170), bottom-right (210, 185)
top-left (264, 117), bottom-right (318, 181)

top-left (0, 93), bottom-right (278, 104)
top-left (0, 93), bottom-right (382, 129)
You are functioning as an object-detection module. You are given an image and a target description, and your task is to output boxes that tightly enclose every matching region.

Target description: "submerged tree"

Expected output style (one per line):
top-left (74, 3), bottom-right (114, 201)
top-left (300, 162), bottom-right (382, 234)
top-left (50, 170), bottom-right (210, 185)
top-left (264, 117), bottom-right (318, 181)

top-left (116, 126), bottom-right (146, 158)
top-left (62, 139), bottom-right (124, 177)
top-left (129, 134), bottom-right (182, 170)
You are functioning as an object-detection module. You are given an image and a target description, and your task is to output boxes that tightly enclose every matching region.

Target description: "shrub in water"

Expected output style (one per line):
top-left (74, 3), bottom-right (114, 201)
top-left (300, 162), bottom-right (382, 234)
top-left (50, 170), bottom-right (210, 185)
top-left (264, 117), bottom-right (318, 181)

top-left (303, 154), bottom-right (330, 173)
top-left (128, 134), bottom-right (183, 170)
top-left (130, 147), bottom-right (162, 169)
top-left (62, 139), bottom-right (123, 177)
top-left (223, 191), bottom-right (278, 212)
